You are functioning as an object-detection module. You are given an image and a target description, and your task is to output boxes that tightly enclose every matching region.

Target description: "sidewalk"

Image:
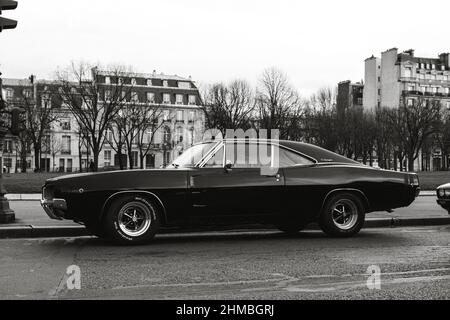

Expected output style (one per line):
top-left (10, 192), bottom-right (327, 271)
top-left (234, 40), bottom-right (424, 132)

top-left (0, 193), bottom-right (448, 239)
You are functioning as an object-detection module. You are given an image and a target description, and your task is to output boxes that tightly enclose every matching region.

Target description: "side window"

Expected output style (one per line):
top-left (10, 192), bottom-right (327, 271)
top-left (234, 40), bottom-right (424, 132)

top-left (275, 146), bottom-right (314, 167)
top-left (225, 142), bottom-right (272, 168)
top-left (204, 146), bottom-right (224, 167)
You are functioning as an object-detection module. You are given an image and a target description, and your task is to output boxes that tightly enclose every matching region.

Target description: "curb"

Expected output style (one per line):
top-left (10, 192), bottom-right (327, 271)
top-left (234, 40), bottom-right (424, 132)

top-left (0, 217), bottom-right (448, 239)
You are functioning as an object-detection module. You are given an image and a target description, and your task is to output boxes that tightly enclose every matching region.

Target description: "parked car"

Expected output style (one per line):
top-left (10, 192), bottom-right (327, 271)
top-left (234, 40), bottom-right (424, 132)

top-left (41, 139), bottom-right (420, 244)
top-left (436, 183), bottom-right (450, 214)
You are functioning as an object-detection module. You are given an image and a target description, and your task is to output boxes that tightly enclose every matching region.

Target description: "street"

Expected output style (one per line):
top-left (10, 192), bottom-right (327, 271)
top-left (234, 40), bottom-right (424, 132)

top-left (0, 225), bottom-right (448, 300)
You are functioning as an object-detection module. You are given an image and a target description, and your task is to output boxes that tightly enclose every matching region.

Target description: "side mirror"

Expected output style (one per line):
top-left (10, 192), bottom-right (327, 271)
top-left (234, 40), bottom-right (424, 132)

top-left (224, 160), bottom-right (233, 171)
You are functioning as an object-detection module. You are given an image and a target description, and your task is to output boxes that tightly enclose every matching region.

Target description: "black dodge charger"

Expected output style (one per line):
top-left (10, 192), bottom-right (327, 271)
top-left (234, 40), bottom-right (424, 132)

top-left (41, 139), bottom-right (420, 244)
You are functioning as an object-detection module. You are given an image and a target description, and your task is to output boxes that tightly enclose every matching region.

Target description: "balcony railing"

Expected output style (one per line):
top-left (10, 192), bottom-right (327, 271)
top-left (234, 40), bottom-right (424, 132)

top-left (402, 90), bottom-right (450, 98)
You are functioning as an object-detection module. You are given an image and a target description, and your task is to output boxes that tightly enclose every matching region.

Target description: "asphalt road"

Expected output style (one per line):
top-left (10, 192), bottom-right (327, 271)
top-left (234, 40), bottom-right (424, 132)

top-left (0, 225), bottom-right (449, 300)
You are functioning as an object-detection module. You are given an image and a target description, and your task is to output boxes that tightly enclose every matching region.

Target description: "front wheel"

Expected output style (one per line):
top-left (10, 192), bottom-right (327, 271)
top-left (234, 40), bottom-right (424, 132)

top-left (104, 195), bottom-right (161, 245)
top-left (319, 193), bottom-right (365, 237)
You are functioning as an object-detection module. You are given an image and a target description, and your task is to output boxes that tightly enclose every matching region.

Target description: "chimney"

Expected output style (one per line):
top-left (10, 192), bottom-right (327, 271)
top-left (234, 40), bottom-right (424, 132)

top-left (29, 74), bottom-right (35, 84)
top-left (404, 49), bottom-right (414, 56)
top-left (439, 53), bottom-right (450, 68)
top-left (152, 70), bottom-right (156, 76)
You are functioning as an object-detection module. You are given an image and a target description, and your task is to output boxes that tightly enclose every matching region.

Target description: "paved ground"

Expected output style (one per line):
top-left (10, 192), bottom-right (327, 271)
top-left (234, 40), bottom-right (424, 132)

top-left (0, 225), bottom-right (448, 299)
top-left (6, 195), bottom-right (449, 228)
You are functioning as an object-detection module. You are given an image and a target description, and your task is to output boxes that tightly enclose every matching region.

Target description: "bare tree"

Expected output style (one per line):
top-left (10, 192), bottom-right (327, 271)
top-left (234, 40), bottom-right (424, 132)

top-left (56, 62), bottom-right (133, 171)
top-left (255, 68), bottom-right (301, 139)
top-left (302, 87), bottom-right (338, 151)
top-left (135, 106), bottom-right (164, 169)
top-left (19, 91), bottom-right (58, 171)
top-left (48, 133), bottom-right (63, 172)
top-left (201, 80), bottom-right (255, 135)
top-left (387, 97), bottom-right (441, 171)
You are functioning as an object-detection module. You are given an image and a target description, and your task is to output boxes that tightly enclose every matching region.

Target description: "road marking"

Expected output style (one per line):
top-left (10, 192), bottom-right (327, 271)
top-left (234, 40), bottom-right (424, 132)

top-left (285, 275), bottom-right (450, 293)
top-left (112, 277), bottom-right (290, 290)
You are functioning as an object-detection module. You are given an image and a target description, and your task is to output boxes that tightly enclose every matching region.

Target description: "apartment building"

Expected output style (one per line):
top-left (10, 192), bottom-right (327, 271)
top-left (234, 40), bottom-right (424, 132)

top-left (0, 71), bottom-right (205, 173)
top-left (363, 48), bottom-right (450, 170)
top-left (336, 80), bottom-right (364, 115)
top-left (364, 48), bottom-right (450, 110)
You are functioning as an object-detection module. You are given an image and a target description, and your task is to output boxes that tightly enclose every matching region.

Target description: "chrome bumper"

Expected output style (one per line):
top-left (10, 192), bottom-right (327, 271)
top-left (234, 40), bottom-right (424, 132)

top-left (40, 198), bottom-right (67, 220)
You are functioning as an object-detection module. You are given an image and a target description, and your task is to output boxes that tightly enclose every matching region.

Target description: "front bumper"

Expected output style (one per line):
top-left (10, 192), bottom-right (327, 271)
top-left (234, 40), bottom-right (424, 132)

top-left (40, 198), bottom-right (67, 220)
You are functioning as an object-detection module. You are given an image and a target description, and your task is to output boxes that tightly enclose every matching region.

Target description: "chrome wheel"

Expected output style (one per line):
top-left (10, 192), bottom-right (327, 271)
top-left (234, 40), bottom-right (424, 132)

top-left (117, 201), bottom-right (152, 237)
top-left (331, 199), bottom-right (358, 230)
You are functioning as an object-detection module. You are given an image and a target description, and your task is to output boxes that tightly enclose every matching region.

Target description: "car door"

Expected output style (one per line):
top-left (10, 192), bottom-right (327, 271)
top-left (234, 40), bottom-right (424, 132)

top-left (188, 141), bottom-right (284, 222)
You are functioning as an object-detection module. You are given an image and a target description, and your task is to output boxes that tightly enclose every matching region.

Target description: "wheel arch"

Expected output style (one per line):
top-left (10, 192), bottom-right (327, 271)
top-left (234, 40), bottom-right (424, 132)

top-left (99, 190), bottom-right (168, 224)
top-left (319, 188), bottom-right (370, 217)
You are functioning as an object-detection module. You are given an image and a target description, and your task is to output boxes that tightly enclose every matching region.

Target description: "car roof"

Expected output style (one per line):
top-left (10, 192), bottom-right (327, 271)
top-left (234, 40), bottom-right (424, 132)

top-left (200, 139), bottom-right (360, 165)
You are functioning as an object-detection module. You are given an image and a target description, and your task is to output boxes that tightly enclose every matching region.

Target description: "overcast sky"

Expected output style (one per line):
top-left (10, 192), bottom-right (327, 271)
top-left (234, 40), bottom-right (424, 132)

top-left (1, 0), bottom-right (449, 96)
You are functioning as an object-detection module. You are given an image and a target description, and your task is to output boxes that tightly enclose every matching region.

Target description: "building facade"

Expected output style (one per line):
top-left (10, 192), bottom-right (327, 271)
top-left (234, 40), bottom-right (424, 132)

top-left (363, 48), bottom-right (450, 171)
top-left (364, 48), bottom-right (450, 110)
top-left (336, 80), bottom-right (364, 115)
top-left (0, 71), bottom-right (205, 173)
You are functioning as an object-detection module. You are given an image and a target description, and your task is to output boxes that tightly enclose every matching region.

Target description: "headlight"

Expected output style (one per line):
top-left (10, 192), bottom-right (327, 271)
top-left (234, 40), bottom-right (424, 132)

top-left (445, 189), bottom-right (450, 197)
top-left (438, 189), bottom-right (445, 197)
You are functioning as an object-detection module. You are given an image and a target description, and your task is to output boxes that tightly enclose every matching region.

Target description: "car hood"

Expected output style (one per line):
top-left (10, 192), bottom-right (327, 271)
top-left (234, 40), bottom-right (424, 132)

top-left (44, 168), bottom-right (191, 193)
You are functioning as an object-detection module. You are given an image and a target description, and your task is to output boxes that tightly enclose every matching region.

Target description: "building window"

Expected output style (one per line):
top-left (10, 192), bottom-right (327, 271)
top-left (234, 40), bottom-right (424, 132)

top-left (146, 79), bottom-right (152, 86)
top-left (62, 136), bottom-right (71, 155)
top-left (176, 126), bottom-right (183, 143)
top-left (176, 110), bottom-right (184, 122)
top-left (105, 90), bottom-right (112, 101)
top-left (432, 64), bottom-right (436, 70)
top-left (447, 101), bottom-right (450, 110)
top-left (188, 111), bottom-right (195, 123)
top-left (60, 119), bottom-right (71, 130)
top-left (407, 85), bottom-right (415, 91)
top-left (163, 80), bottom-right (169, 87)
top-left (131, 78), bottom-right (137, 86)
top-left (163, 93), bottom-right (171, 104)
top-left (105, 76), bottom-right (110, 84)
top-left (407, 98), bottom-right (414, 106)
top-left (188, 95), bottom-right (196, 105)
top-left (104, 150), bottom-right (111, 161)
top-left (118, 77), bottom-right (124, 85)
top-left (131, 151), bottom-right (138, 167)
top-left (404, 67), bottom-right (412, 78)
top-left (3, 140), bottom-right (12, 153)
top-left (445, 87), bottom-right (450, 95)
top-left (163, 127), bottom-right (171, 144)
top-left (163, 110), bottom-right (170, 121)
top-left (432, 87), bottom-right (438, 93)
top-left (176, 94), bottom-right (183, 105)
top-left (178, 82), bottom-right (190, 89)
top-left (4, 158), bottom-right (12, 169)
top-left (146, 92), bottom-right (155, 103)
top-left (23, 89), bottom-right (32, 98)
top-left (131, 91), bottom-right (139, 103)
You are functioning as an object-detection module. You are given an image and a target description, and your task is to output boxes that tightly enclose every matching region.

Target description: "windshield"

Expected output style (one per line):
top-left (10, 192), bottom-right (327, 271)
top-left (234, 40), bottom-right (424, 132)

top-left (171, 142), bottom-right (216, 168)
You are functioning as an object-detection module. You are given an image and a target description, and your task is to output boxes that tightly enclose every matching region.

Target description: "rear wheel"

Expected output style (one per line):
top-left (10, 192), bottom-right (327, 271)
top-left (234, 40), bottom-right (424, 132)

top-left (319, 192), bottom-right (365, 237)
top-left (104, 195), bottom-right (161, 245)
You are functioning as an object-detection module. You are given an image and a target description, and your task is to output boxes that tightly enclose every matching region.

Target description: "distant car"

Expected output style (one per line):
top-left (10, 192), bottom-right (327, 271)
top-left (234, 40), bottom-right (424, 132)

top-left (436, 183), bottom-right (450, 214)
top-left (41, 139), bottom-right (420, 244)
